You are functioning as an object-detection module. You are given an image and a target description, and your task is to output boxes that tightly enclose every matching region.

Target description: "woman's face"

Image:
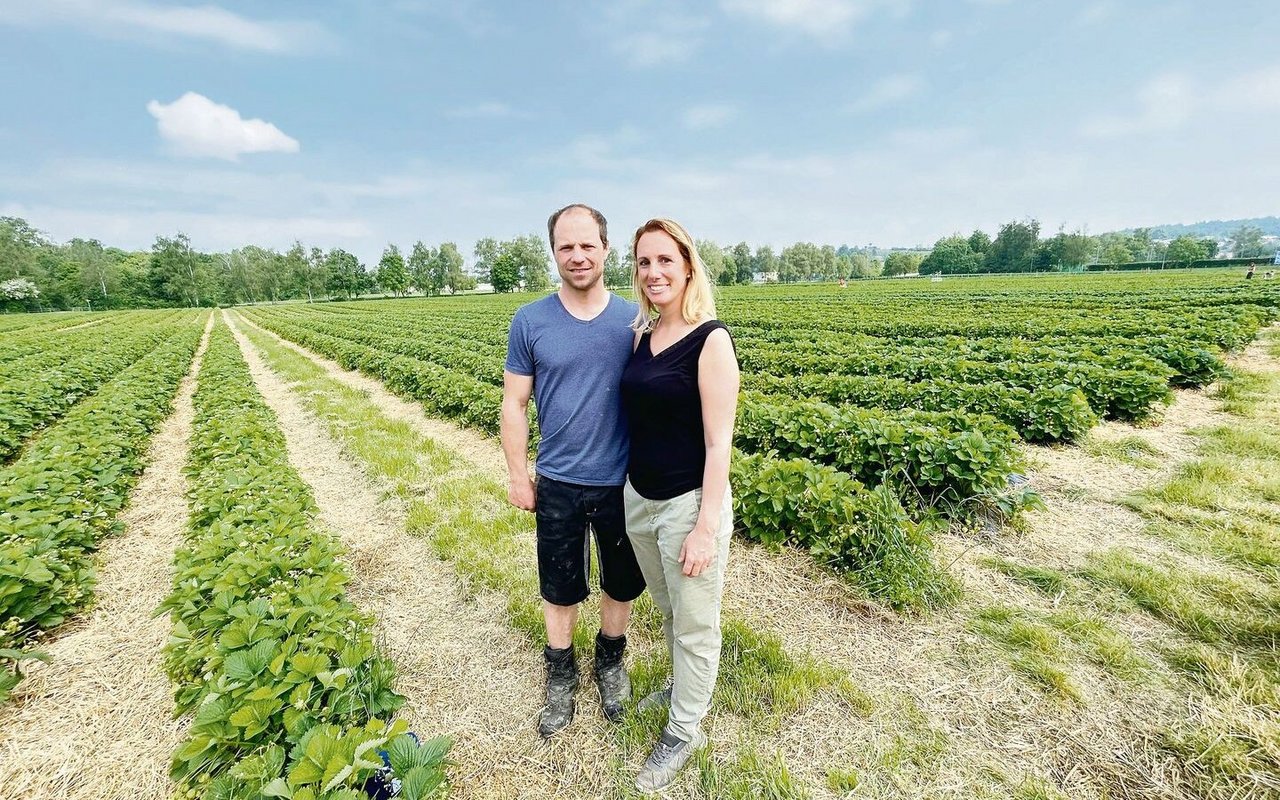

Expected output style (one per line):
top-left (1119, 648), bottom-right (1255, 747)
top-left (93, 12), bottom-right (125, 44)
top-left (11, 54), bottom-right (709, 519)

top-left (635, 229), bottom-right (690, 313)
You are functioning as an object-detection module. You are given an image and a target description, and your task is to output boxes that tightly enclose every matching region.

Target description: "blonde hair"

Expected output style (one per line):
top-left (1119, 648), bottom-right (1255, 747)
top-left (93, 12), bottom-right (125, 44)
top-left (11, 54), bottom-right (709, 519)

top-left (630, 217), bottom-right (717, 331)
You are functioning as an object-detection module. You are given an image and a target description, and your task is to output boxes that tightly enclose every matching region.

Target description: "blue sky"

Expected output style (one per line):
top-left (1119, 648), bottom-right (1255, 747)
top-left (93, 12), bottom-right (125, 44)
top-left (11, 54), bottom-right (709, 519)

top-left (1, 0), bottom-right (1278, 266)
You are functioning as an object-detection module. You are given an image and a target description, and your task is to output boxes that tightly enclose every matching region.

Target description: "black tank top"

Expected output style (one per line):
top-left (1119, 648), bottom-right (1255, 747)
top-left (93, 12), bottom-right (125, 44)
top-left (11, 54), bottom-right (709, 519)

top-left (620, 319), bottom-right (733, 500)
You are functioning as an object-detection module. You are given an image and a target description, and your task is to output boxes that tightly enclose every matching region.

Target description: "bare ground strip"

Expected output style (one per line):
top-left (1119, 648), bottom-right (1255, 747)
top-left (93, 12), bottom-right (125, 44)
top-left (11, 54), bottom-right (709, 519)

top-left (0, 315), bottom-right (213, 800)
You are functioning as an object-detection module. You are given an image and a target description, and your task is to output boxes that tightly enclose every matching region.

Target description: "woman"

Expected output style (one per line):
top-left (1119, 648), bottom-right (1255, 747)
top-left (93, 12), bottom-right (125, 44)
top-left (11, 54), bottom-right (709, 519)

top-left (620, 217), bottom-right (739, 793)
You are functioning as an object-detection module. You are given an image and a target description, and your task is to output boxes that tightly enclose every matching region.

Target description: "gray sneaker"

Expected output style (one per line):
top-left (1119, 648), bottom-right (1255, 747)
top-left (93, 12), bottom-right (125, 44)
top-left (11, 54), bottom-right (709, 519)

top-left (637, 677), bottom-right (673, 713)
top-left (635, 728), bottom-right (707, 793)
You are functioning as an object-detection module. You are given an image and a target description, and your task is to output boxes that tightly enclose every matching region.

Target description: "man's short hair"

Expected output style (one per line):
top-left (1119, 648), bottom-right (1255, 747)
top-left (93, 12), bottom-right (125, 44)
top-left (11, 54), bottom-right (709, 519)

top-left (547, 204), bottom-right (609, 249)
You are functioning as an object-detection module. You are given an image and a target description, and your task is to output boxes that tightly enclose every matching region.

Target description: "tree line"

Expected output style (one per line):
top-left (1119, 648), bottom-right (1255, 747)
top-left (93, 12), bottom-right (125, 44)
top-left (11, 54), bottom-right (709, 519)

top-left (0, 215), bottom-right (558, 312)
top-left (918, 221), bottom-right (1275, 276)
top-left (3, 213), bottom-right (1274, 312)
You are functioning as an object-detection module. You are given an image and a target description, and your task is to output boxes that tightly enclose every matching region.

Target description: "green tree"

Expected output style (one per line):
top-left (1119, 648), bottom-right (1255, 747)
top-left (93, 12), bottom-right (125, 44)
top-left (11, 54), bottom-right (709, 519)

top-left (753, 245), bottom-right (778, 281)
top-left (919, 236), bottom-right (980, 275)
top-left (408, 241), bottom-right (435, 294)
top-left (882, 251), bottom-right (923, 277)
top-left (511, 235), bottom-right (551, 291)
top-left (150, 233), bottom-right (208, 306)
top-left (779, 242), bottom-right (821, 282)
top-left (1128, 228), bottom-right (1154, 260)
top-left (65, 238), bottom-right (115, 307)
top-left (1228, 225), bottom-right (1266, 258)
top-left (985, 219), bottom-right (1041, 273)
top-left (325, 249), bottom-right (362, 299)
top-left (847, 252), bottom-right (879, 278)
top-left (0, 217), bottom-right (45, 282)
top-left (436, 242), bottom-right (469, 293)
top-left (1166, 235), bottom-right (1209, 267)
top-left (1035, 229), bottom-right (1094, 271)
top-left (489, 249), bottom-right (522, 293)
top-left (603, 248), bottom-right (629, 289)
top-left (377, 244), bottom-right (410, 296)
top-left (1100, 242), bottom-right (1133, 265)
top-left (473, 237), bottom-right (500, 287)
top-left (696, 239), bottom-right (726, 284)
top-left (307, 247), bottom-right (328, 300)
top-left (967, 229), bottom-right (992, 256)
top-left (730, 242), bottom-right (753, 284)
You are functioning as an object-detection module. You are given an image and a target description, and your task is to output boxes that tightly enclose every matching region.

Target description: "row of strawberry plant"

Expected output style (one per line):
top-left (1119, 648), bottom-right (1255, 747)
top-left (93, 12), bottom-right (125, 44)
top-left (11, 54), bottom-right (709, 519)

top-left (734, 327), bottom-right (1222, 389)
top-left (0, 318), bottom-right (190, 462)
top-left (745, 371), bottom-right (1097, 444)
top-left (0, 310), bottom-right (161, 368)
top-left (731, 450), bottom-right (952, 609)
top-left (159, 322), bottom-right (449, 800)
top-left (735, 392), bottom-right (1026, 515)
top-left (0, 317), bottom-right (203, 702)
top-left (242, 311), bottom-right (501, 434)
top-left (722, 301), bottom-right (1269, 351)
top-left (738, 342), bottom-right (1172, 421)
top-left (259, 308), bottom-right (505, 386)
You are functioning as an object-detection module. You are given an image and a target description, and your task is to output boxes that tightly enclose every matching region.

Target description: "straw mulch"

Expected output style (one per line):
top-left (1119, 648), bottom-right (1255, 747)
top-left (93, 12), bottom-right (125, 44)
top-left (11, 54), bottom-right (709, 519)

top-left (0, 316), bottom-right (213, 800)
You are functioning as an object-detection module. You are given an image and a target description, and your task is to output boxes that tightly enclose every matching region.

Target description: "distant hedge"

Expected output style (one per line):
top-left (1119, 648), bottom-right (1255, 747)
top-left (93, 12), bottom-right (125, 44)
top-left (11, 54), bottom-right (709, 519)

top-left (1086, 256), bottom-right (1276, 272)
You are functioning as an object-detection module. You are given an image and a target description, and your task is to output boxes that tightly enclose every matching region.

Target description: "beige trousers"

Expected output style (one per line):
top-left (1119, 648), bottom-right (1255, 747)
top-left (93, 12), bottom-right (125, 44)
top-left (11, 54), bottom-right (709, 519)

top-left (623, 481), bottom-right (733, 742)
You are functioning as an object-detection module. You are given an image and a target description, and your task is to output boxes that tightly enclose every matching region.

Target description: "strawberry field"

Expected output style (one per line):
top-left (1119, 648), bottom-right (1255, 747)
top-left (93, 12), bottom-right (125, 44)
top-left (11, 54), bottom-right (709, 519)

top-left (1, 268), bottom-right (1278, 800)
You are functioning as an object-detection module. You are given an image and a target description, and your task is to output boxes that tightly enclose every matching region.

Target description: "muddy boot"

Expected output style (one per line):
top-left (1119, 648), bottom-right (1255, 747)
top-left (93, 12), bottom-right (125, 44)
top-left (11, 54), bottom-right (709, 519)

top-left (593, 631), bottom-right (631, 722)
top-left (538, 644), bottom-right (579, 738)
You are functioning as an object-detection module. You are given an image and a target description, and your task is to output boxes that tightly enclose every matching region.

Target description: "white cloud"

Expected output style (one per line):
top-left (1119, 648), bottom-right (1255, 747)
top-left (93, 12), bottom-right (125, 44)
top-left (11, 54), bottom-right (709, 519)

top-left (596, 0), bottom-right (712, 68)
top-left (1075, 2), bottom-right (1117, 26)
top-left (848, 74), bottom-right (921, 113)
top-left (1080, 65), bottom-right (1280, 140)
top-left (1217, 65), bottom-right (1280, 111)
top-left (146, 92), bottom-right (300, 161)
top-left (720, 0), bottom-right (880, 41)
top-left (1079, 73), bottom-right (1192, 138)
top-left (0, 0), bottom-right (332, 53)
top-left (683, 104), bottom-right (737, 130)
top-left (445, 102), bottom-right (527, 120)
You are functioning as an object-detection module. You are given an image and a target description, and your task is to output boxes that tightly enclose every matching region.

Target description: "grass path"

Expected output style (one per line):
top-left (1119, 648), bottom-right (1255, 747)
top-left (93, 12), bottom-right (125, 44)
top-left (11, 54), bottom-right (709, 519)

top-left (0, 314), bottom-right (213, 800)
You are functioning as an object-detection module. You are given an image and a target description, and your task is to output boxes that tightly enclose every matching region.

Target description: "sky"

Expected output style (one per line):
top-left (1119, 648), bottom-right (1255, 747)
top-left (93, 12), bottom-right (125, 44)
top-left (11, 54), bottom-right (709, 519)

top-left (1, 0), bottom-right (1278, 266)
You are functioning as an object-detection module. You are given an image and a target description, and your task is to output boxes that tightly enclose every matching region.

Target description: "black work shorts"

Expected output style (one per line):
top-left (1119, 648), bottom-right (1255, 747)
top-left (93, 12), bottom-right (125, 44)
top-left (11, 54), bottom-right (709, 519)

top-left (535, 475), bottom-right (646, 606)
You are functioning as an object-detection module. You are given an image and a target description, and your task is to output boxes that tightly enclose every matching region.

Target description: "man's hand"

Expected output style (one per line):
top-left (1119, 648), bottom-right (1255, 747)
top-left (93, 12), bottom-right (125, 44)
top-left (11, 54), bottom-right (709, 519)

top-left (678, 527), bottom-right (716, 577)
top-left (509, 474), bottom-right (536, 512)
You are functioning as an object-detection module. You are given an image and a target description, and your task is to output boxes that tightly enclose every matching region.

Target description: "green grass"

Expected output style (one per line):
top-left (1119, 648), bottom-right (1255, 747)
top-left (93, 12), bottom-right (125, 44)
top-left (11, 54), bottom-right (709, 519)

top-left (825, 766), bottom-right (859, 793)
top-left (984, 557), bottom-right (1070, 596)
top-left (1044, 610), bottom-right (1150, 682)
top-left (1084, 434), bottom-right (1162, 468)
top-left (694, 748), bottom-right (811, 800)
top-left (969, 607), bottom-right (1083, 702)
top-left (1100, 345), bottom-right (1280, 797)
top-left (1212, 368), bottom-right (1271, 416)
top-left (236, 319), bottom-right (860, 796)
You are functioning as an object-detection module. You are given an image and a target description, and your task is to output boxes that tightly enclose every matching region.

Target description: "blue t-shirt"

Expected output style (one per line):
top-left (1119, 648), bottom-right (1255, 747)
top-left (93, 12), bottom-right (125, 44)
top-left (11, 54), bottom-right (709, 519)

top-left (505, 293), bottom-right (638, 486)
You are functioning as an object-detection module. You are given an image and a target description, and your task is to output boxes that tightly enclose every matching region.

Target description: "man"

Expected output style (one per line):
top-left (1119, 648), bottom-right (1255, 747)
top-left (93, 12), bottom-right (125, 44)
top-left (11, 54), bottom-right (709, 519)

top-left (502, 203), bottom-right (645, 737)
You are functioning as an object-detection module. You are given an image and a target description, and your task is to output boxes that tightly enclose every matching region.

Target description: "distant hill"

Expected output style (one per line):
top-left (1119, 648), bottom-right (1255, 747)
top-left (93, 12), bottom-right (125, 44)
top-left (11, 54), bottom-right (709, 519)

top-left (1114, 216), bottom-right (1280, 239)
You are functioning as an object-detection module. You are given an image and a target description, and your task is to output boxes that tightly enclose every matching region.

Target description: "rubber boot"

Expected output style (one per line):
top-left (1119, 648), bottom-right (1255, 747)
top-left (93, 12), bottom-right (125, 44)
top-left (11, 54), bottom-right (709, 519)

top-left (538, 644), bottom-right (579, 738)
top-left (593, 631), bottom-right (631, 722)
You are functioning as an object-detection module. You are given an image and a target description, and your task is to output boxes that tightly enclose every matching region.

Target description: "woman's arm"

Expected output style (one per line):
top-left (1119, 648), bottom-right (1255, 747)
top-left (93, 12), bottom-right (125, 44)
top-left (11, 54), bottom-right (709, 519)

top-left (679, 327), bottom-right (740, 577)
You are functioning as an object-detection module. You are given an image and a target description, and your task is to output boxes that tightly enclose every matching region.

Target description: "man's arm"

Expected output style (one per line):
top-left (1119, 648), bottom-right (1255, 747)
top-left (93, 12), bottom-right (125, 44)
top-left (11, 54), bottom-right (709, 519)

top-left (501, 369), bottom-right (536, 511)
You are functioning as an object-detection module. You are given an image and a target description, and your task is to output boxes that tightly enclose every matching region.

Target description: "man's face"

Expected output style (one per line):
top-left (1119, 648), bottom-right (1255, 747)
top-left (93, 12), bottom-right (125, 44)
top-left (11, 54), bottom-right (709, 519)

top-left (552, 209), bottom-right (607, 292)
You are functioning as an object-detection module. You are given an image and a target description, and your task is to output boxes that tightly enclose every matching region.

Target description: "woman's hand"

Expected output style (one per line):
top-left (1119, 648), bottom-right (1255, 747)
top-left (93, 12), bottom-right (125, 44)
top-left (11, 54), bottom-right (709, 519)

top-left (679, 526), bottom-right (717, 577)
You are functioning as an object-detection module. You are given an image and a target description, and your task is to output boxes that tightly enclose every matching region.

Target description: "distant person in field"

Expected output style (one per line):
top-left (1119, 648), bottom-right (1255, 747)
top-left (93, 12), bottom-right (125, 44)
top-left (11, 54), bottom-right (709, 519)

top-left (1245, 264), bottom-right (1256, 279)
top-left (502, 203), bottom-right (645, 738)
top-left (620, 217), bottom-right (740, 792)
